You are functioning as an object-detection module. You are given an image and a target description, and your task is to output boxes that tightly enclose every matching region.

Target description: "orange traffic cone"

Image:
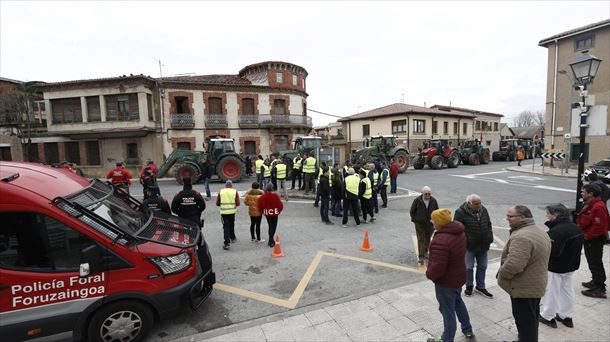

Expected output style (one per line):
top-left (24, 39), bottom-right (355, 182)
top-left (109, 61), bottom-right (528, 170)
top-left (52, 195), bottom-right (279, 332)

top-left (360, 230), bottom-right (373, 252)
top-left (271, 234), bottom-right (285, 258)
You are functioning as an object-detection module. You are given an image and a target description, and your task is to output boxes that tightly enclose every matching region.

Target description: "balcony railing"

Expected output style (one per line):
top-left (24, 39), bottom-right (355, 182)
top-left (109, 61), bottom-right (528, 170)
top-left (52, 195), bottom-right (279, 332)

top-left (259, 115), bottom-right (312, 128)
top-left (238, 115), bottom-right (260, 128)
top-left (170, 113), bottom-right (195, 129)
top-left (205, 114), bottom-right (228, 129)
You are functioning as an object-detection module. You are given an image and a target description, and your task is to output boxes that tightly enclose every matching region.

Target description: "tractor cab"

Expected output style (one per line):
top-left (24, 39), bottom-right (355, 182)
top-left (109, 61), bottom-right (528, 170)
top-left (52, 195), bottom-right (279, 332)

top-left (208, 138), bottom-right (236, 162)
top-left (370, 135), bottom-right (397, 149)
top-left (294, 136), bottom-right (322, 151)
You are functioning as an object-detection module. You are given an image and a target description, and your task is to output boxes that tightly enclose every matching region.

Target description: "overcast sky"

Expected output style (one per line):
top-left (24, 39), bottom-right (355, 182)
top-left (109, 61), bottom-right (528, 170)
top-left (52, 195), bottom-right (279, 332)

top-left (1, 1), bottom-right (608, 126)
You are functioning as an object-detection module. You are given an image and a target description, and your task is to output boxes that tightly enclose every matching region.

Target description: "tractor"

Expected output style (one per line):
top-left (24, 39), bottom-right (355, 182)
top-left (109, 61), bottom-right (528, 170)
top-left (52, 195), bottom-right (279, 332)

top-left (458, 139), bottom-right (491, 165)
top-left (349, 135), bottom-right (410, 173)
top-left (492, 138), bottom-right (529, 161)
top-left (412, 139), bottom-right (460, 170)
top-left (276, 136), bottom-right (322, 164)
top-left (157, 137), bottom-right (245, 184)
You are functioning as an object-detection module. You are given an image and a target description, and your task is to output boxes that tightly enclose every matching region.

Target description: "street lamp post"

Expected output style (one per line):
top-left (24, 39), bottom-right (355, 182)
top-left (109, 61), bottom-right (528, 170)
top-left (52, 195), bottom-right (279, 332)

top-left (569, 51), bottom-right (602, 213)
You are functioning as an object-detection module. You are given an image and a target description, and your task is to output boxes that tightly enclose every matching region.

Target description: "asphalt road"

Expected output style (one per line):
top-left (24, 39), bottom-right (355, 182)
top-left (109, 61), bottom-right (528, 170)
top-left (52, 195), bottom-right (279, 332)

top-left (127, 161), bottom-right (577, 341)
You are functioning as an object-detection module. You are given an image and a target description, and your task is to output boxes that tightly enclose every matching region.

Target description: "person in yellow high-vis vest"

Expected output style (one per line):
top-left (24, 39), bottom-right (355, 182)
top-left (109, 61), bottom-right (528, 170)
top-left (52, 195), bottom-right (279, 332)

top-left (314, 161), bottom-right (327, 207)
top-left (378, 161), bottom-right (390, 208)
top-left (262, 159), bottom-right (271, 190)
top-left (255, 155), bottom-right (264, 185)
top-left (291, 154), bottom-right (303, 190)
top-left (359, 169), bottom-right (375, 223)
top-left (302, 153), bottom-right (317, 194)
top-left (342, 168), bottom-right (361, 227)
top-left (216, 180), bottom-right (240, 250)
top-left (273, 159), bottom-right (288, 201)
top-left (367, 163), bottom-right (380, 214)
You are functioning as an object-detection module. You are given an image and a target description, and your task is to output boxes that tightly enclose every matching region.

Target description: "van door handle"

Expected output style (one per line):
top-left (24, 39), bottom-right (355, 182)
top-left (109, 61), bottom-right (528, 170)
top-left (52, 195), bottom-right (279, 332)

top-left (0, 284), bottom-right (10, 290)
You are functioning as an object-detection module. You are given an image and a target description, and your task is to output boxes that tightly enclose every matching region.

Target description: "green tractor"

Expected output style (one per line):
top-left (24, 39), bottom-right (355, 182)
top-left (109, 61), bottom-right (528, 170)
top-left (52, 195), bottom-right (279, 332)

top-left (458, 139), bottom-right (491, 165)
top-left (492, 138), bottom-right (530, 161)
top-left (157, 137), bottom-right (246, 184)
top-left (350, 135), bottom-right (410, 172)
top-left (276, 136), bottom-right (323, 163)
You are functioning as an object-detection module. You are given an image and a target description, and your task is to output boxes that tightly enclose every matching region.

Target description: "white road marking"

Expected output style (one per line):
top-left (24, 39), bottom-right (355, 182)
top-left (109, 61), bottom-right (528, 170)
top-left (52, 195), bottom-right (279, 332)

top-left (450, 174), bottom-right (575, 193)
top-left (452, 171), bottom-right (508, 179)
top-left (508, 175), bottom-right (543, 181)
top-left (397, 187), bottom-right (421, 196)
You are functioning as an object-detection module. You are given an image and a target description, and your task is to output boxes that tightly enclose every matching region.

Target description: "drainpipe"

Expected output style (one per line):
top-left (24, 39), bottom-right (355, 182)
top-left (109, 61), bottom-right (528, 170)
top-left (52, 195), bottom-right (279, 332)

top-left (406, 113), bottom-right (410, 150)
top-left (551, 39), bottom-right (559, 150)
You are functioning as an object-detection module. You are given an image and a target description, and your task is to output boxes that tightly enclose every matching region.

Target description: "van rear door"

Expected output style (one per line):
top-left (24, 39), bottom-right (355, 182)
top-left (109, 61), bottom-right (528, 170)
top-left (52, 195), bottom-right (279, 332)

top-left (0, 211), bottom-right (108, 341)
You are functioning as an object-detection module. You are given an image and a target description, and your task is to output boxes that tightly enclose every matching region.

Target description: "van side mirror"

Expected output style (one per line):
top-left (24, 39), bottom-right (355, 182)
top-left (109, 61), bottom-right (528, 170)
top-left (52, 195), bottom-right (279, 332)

top-left (80, 244), bottom-right (102, 277)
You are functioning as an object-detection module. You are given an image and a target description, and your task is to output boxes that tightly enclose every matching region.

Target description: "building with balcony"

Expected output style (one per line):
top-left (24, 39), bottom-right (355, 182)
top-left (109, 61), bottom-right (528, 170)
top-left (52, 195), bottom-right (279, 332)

top-left (539, 19), bottom-right (610, 165)
top-left (336, 103), bottom-right (502, 162)
top-left (160, 61), bottom-right (311, 158)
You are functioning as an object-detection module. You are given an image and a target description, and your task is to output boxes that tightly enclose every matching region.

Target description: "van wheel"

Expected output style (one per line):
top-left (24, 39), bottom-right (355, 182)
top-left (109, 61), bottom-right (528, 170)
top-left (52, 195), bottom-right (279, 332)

top-left (88, 301), bottom-right (153, 342)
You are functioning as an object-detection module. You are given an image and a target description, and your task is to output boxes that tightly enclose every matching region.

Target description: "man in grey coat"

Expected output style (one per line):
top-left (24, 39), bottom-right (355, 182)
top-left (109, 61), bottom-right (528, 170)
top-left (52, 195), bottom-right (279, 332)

top-left (498, 205), bottom-right (551, 342)
top-left (454, 194), bottom-right (494, 298)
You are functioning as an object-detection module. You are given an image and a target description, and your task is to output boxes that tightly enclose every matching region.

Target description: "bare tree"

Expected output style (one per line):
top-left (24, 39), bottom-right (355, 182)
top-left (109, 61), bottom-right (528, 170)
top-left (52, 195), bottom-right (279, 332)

top-left (0, 82), bottom-right (41, 161)
top-left (512, 110), bottom-right (545, 127)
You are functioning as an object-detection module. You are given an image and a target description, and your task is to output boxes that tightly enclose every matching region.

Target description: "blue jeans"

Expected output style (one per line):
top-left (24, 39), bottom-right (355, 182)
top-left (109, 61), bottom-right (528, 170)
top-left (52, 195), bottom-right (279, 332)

top-left (320, 197), bottom-right (330, 222)
top-left (203, 177), bottom-right (211, 198)
top-left (331, 198), bottom-right (342, 215)
top-left (465, 250), bottom-right (488, 289)
top-left (435, 285), bottom-right (473, 342)
top-left (390, 176), bottom-right (397, 193)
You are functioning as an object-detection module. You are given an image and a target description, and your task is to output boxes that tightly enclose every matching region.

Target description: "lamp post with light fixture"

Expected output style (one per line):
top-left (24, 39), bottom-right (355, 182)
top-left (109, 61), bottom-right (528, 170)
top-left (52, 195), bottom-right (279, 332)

top-left (569, 51), bottom-right (602, 212)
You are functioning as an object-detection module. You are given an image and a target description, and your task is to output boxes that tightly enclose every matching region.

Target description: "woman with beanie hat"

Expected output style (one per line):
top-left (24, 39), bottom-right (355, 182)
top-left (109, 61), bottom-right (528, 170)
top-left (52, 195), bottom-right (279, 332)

top-left (426, 209), bottom-right (475, 342)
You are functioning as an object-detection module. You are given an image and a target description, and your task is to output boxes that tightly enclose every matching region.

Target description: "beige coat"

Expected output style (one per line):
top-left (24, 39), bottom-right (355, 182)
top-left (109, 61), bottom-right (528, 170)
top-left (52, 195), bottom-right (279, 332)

top-left (498, 218), bottom-right (551, 298)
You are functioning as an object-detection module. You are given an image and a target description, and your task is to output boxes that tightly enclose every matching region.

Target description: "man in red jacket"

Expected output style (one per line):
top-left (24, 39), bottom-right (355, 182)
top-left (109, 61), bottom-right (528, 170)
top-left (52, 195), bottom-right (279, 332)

top-left (426, 209), bottom-right (475, 342)
top-left (389, 158), bottom-right (399, 193)
top-left (106, 162), bottom-right (132, 194)
top-left (258, 183), bottom-right (284, 248)
top-left (577, 183), bottom-right (609, 298)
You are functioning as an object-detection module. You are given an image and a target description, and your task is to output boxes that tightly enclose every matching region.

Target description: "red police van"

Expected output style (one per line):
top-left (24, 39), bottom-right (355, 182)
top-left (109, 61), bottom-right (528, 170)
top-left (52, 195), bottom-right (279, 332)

top-left (0, 162), bottom-right (215, 341)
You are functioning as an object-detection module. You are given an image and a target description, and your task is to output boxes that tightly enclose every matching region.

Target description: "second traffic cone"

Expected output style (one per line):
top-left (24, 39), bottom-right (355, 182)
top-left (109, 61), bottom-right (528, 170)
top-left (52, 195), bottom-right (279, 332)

top-left (271, 234), bottom-right (285, 258)
top-left (360, 230), bottom-right (373, 252)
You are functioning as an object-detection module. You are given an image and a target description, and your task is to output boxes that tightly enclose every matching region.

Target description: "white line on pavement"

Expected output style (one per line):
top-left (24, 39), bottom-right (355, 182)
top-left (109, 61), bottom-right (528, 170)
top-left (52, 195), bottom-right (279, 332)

top-left (451, 171), bottom-right (508, 179)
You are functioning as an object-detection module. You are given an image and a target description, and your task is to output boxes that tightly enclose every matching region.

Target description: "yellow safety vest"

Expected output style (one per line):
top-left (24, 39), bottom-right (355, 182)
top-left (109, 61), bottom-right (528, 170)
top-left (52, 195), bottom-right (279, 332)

top-left (275, 164), bottom-right (287, 180)
top-left (329, 170), bottom-right (333, 187)
top-left (263, 164), bottom-right (271, 178)
top-left (303, 157), bottom-right (316, 174)
top-left (345, 174), bottom-right (360, 196)
top-left (382, 168), bottom-right (390, 186)
top-left (361, 177), bottom-right (372, 199)
top-left (317, 168), bottom-right (323, 181)
top-left (293, 157), bottom-right (302, 170)
top-left (255, 159), bottom-right (264, 174)
top-left (219, 188), bottom-right (237, 215)
top-left (366, 169), bottom-right (378, 187)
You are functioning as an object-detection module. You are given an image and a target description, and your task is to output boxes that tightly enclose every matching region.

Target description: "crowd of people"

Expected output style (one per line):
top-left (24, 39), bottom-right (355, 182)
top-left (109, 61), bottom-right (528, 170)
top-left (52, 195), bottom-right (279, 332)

top-left (105, 156), bottom-right (609, 342)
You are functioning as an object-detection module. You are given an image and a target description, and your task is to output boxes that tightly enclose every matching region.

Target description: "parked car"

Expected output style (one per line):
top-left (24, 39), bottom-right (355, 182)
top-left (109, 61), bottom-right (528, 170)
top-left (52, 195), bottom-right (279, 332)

top-left (0, 161), bottom-right (215, 342)
top-left (583, 159), bottom-right (610, 183)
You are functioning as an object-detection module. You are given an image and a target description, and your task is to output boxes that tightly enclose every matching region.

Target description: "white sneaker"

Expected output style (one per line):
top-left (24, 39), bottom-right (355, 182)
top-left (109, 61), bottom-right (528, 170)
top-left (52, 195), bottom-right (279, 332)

top-left (257, 239), bottom-right (266, 243)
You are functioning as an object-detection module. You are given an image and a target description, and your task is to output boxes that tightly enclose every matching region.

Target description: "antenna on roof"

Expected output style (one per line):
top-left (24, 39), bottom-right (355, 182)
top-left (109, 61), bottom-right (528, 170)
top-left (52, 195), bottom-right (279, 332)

top-left (401, 89), bottom-right (405, 103)
top-left (153, 57), bottom-right (165, 77)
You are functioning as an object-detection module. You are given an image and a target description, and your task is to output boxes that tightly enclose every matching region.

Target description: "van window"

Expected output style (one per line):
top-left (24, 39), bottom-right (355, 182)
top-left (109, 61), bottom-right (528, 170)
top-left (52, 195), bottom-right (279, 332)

top-left (0, 212), bottom-right (97, 272)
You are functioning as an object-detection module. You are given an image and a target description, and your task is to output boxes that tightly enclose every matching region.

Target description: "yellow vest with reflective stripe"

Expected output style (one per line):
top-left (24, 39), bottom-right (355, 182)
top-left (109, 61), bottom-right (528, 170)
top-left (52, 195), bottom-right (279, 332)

top-left (275, 164), bottom-right (287, 179)
top-left (219, 188), bottom-right (237, 214)
top-left (366, 169), bottom-right (379, 187)
top-left (329, 171), bottom-right (333, 187)
top-left (361, 177), bottom-right (372, 199)
top-left (293, 157), bottom-right (302, 170)
top-left (383, 168), bottom-right (390, 186)
top-left (255, 159), bottom-right (264, 174)
top-left (303, 157), bottom-right (316, 173)
top-left (317, 168), bottom-right (323, 181)
top-left (345, 174), bottom-right (360, 196)
top-left (263, 164), bottom-right (271, 178)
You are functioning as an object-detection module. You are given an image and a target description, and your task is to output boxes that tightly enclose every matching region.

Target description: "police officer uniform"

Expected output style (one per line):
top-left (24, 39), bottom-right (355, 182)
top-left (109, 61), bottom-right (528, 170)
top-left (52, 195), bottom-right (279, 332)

top-left (143, 186), bottom-right (171, 214)
top-left (171, 178), bottom-right (206, 227)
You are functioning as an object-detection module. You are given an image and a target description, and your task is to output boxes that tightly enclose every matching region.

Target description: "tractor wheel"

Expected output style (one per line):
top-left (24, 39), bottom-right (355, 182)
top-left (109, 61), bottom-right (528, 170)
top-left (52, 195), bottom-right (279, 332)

top-left (481, 150), bottom-right (490, 164)
top-left (508, 151), bottom-right (515, 161)
top-left (413, 156), bottom-right (426, 170)
top-left (447, 151), bottom-right (460, 168)
top-left (430, 155), bottom-right (444, 169)
top-left (175, 163), bottom-right (201, 185)
top-left (461, 155), bottom-right (469, 165)
top-left (394, 150), bottom-right (409, 173)
top-left (468, 153), bottom-right (481, 165)
top-left (216, 156), bottom-right (245, 182)
top-left (492, 152), bottom-right (500, 161)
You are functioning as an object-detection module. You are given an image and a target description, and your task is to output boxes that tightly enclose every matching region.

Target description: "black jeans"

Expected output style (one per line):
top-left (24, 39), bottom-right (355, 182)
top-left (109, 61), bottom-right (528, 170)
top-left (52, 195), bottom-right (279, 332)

top-left (291, 169), bottom-right (301, 189)
top-left (266, 215), bottom-right (278, 244)
top-left (584, 235), bottom-right (607, 289)
top-left (221, 214), bottom-right (236, 245)
top-left (511, 297), bottom-right (540, 342)
top-left (250, 216), bottom-right (262, 240)
top-left (360, 198), bottom-right (374, 220)
top-left (379, 185), bottom-right (387, 206)
top-left (342, 198), bottom-right (361, 225)
top-left (320, 197), bottom-right (330, 222)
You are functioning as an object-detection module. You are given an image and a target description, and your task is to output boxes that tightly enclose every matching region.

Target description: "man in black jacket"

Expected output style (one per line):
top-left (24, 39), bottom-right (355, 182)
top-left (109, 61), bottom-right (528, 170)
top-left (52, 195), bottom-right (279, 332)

top-left (319, 167), bottom-right (333, 225)
top-left (143, 186), bottom-right (171, 214)
top-left (171, 177), bottom-right (206, 228)
top-left (410, 186), bottom-right (439, 264)
top-left (539, 203), bottom-right (584, 329)
top-left (201, 160), bottom-right (213, 200)
top-left (454, 194), bottom-right (494, 298)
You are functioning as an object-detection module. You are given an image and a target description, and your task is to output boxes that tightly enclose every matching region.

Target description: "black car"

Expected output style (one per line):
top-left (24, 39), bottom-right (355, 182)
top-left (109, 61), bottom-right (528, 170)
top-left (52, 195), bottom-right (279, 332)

top-left (584, 159), bottom-right (610, 183)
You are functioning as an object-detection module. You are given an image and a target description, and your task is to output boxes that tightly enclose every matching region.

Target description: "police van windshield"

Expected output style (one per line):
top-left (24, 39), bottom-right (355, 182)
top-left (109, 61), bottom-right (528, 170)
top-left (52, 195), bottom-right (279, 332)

top-left (65, 180), bottom-right (148, 235)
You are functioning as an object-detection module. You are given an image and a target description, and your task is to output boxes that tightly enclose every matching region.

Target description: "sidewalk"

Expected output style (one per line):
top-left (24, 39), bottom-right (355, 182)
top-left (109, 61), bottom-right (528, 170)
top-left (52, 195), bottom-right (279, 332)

top-left (505, 161), bottom-right (577, 178)
top-left (178, 247), bottom-right (609, 342)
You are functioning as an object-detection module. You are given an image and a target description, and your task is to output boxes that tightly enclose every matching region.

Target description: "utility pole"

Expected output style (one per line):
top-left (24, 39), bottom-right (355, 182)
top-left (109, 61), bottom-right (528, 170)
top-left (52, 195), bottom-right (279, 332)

top-left (153, 57), bottom-right (165, 77)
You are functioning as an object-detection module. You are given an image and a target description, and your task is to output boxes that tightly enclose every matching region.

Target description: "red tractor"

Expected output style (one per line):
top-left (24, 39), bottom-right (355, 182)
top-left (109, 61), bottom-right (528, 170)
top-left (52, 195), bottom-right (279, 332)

top-left (412, 139), bottom-right (460, 170)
